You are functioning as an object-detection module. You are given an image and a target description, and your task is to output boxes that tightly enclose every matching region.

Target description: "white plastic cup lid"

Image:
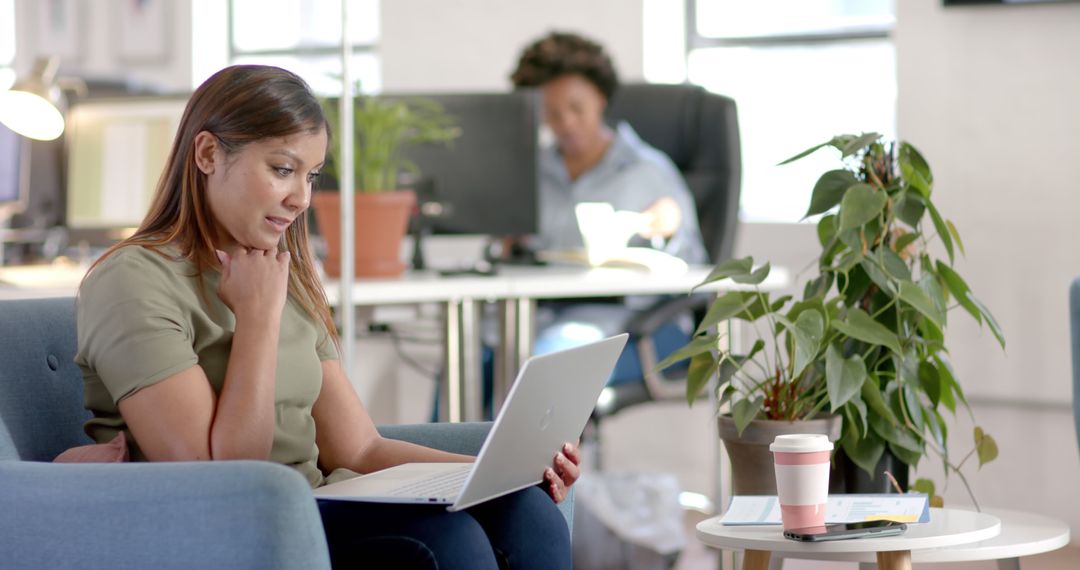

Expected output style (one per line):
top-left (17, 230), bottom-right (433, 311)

top-left (769, 433), bottom-right (834, 454)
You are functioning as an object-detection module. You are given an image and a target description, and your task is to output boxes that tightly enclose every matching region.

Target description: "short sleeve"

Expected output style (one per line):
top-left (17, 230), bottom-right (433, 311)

top-left (76, 249), bottom-right (199, 404)
top-left (315, 325), bottom-right (340, 361)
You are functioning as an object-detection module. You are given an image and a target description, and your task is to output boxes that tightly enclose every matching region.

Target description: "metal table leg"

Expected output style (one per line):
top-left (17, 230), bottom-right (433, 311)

top-left (440, 298), bottom-right (484, 423)
top-left (493, 297), bottom-right (536, 416)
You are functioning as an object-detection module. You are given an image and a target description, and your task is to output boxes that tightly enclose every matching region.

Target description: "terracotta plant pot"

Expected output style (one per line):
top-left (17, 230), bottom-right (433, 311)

top-left (311, 190), bottom-right (416, 278)
top-left (717, 414), bottom-right (842, 496)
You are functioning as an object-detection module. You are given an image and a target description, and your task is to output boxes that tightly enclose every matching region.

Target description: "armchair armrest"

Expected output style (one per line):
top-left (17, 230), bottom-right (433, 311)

top-left (0, 460), bottom-right (330, 570)
top-left (378, 422), bottom-right (574, 535)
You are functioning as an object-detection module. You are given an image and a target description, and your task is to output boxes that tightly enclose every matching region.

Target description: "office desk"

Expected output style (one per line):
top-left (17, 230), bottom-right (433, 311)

top-left (1, 263), bottom-right (790, 422)
top-left (326, 265), bottom-right (790, 422)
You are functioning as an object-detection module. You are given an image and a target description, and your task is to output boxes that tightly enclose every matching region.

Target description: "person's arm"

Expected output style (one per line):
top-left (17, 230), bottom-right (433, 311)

top-left (117, 248), bottom-right (291, 461)
top-left (312, 359), bottom-right (471, 474)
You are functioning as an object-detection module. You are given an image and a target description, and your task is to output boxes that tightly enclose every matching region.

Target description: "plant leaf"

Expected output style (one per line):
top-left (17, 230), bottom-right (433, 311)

top-left (895, 193), bottom-right (927, 228)
top-left (805, 170), bottom-right (859, 217)
top-left (654, 333), bottom-right (719, 373)
top-left (860, 258), bottom-right (896, 296)
top-left (925, 199), bottom-right (954, 264)
top-left (717, 383), bottom-right (736, 409)
top-left (880, 248), bottom-right (912, 282)
top-left (934, 355), bottom-right (966, 413)
top-left (935, 262), bottom-right (982, 325)
top-left (912, 478), bottom-right (936, 497)
top-left (694, 257), bottom-right (754, 291)
top-left (841, 132), bottom-right (882, 157)
top-left (732, 262), bottom-right (771, 285)
top-left (974, 426), bottom-right (999, 467)
top-left (695, 292), bottom-right (758, 335)
top-left (893, 232), bottom-right (920, 254)
top-left (946, 219), bottom-right (966, 257)
top-left (817, 214), bottom-right (838, 247)
top-left (826, 344), bottom-right (866, 412)
top-left (848, 396), bottom-right (869, 437)
top-left (970, 294), bottom-right (1006, 350)
top-left (777, 310), bottom-right (825, 378)
top-left (841, 423), bottom-right (886, 476)
top-left (686, 352), bottom-right (719, 407)
top-left (899, 281), bottom-right (944, 327)
top-left (778, 141), bottom-right (831, 165)
top-left (918, 361), bottom-right (942, 409)
top-left (834, 308), bottom-right (903, 355)
top-left (899, 142), bottom-right (933, 198)
top-left (861, 374), bottom-right (899, 427)
top-left (838, 184), bottom-right (888, 232)
top-left (733, 397), bottom-right (764, 436)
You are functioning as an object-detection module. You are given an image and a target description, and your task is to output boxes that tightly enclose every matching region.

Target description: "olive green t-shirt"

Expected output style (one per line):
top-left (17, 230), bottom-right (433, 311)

top-left (75, 244), bottom-right (346, 487)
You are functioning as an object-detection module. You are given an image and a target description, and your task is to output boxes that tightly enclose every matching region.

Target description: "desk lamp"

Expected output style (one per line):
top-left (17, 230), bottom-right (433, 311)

top-left (0, 56), bottom-right (65, 141)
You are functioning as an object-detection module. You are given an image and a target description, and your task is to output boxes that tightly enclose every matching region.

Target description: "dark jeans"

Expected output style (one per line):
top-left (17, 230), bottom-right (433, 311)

top-left (317, 486), bottom-right (571, 569)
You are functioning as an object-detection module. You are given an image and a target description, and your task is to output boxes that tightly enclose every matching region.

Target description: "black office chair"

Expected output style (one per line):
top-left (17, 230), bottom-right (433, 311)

top-left (560, 83), bottom-right (741, 459)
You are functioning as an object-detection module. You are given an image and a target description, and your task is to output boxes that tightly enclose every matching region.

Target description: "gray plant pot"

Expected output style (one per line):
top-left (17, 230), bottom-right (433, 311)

top-left (717, 414), bottom-right (843, 495)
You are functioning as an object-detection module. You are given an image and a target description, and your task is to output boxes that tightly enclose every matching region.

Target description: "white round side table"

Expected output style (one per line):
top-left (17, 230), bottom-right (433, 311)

top-left (696, 508), bottom-right (1002, 570)
top-left (757, 508), bottom-right (1071, 570)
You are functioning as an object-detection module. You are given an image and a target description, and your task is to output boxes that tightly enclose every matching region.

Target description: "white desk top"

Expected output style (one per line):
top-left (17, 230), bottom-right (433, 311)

top-left (324, 264), bottom-right (790, 305)
top-left (696, 508), bottom-right (1001, 554)
top-left (0, 262), bottom-right (791, 304)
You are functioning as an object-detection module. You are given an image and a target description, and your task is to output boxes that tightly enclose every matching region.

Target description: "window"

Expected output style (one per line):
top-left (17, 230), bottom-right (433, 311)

top-left (227, 0), bottom-right (381, 96)
top-left (685, 0), bottom-right (896, 223)
top-left (0, 0), bottom-right (15, 90)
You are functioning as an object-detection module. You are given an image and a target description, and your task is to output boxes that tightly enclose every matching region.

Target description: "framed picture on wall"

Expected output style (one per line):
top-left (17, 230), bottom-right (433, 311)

top-left (35, 0), bottom-right (82, 62)
top-left (114, 0), bottom-right (171, 64)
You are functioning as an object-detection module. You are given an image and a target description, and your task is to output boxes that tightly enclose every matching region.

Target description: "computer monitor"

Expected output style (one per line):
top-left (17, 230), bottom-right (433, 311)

top-left (0, 122), bottom-right (29, 218)
top-left (65, 96), bottom-right (188, 230)
top-left (385, 91), bottom-right (540, 236)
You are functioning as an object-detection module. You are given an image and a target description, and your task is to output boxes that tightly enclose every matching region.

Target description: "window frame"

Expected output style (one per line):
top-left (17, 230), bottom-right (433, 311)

top-left (225, 1), bottom-right (378, 69)
top-left (683, 1), bottom-right (896, 223)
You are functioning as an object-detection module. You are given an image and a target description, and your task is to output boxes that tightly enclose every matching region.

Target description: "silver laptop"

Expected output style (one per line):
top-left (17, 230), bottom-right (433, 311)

top-left (313, 334), bottom-right (629, 511)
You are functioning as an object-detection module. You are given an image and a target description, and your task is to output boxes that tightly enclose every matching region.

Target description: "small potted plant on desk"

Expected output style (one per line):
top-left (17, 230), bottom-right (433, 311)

top-left (313, 96), bottom-right (460, 278)
top-left (659, 133), bottom-right (1004, 506)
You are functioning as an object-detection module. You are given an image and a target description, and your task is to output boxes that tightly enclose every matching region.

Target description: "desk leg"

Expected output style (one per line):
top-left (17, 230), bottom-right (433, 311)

top-left (460, 298), bottom-right (483, 422)
top-left (494, 297), bottom-right (535, 415)
top-left (997, 557), bottom-right (1020, 570)
top-left (742, 550), bottom-right (771, 570)
top-left (442, 300), bottom-right (463, 423)
top-left (876, 550), bottom-right (912, 570)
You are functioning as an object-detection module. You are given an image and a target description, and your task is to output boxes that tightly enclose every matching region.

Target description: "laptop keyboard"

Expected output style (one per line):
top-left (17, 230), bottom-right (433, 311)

top-left (389, 465), bottom-right (472, 498)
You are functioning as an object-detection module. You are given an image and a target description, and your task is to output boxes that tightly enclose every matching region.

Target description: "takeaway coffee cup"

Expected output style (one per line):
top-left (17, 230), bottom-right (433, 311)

top-left (770, 433), bottom-right (833, 530)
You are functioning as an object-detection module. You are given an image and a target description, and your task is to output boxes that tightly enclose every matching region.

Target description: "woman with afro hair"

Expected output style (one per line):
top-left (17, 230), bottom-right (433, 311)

top-left (511, 31), bottom-right (706, 263)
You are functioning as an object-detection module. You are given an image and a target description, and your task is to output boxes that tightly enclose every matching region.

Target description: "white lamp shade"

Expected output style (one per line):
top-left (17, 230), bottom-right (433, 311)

top-left (0, 89), bottom-right (65, 141)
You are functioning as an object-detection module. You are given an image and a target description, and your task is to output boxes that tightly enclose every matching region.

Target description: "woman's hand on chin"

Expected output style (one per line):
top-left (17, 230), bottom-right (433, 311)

top-left (543, 442), bottom-right (581, 503)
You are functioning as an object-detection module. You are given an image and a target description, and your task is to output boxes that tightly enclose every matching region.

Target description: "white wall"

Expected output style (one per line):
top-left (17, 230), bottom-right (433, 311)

top-left (895, 0), bottom-right (1080, 537)
top-left (379, 0), bottom-right (644, 93)
top-left (14, 0), bottom-right (193, 91)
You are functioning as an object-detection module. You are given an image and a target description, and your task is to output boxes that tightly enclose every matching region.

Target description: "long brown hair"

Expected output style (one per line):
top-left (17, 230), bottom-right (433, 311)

top-left (86, 65), bottom-right (338, 348)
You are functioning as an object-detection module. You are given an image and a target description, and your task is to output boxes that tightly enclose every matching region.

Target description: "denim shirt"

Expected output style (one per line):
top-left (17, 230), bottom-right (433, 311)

top-left (536, 122), bottom-right (708, 264)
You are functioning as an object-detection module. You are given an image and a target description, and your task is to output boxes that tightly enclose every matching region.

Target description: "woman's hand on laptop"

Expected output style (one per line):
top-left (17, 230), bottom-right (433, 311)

top-left (544, 442), bottom-right (581, 503)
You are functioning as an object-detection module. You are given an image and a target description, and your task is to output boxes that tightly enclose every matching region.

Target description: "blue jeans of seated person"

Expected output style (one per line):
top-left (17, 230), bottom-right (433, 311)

top-left (317, 486), bottom-right (571, 569)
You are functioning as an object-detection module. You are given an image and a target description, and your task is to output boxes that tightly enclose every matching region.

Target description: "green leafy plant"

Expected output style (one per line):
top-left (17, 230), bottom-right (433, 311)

top-left (658, 133), bottom-right (1004, 506)
top-left (322, 97), bottom-right (461, 193)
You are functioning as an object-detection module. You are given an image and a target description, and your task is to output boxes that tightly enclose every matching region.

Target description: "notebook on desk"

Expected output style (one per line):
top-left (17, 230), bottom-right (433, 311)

top-left (535, 202), bottom-right (689, 274)
top-left (313, 334), bottom-right (629, 511)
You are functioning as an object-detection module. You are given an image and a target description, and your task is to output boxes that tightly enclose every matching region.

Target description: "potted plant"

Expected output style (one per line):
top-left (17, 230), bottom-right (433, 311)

top-left (312, 96), bottom-right (460, 278)
top-left (659, 133), bottom-right (1003, 506)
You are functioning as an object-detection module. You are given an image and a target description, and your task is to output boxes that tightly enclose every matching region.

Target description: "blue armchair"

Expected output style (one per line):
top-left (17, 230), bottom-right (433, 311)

top-left (0, 297), bottom-right (570, 569)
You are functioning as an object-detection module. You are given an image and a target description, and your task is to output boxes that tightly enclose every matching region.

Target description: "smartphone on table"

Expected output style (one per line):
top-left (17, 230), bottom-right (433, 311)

top-left (784, 520), bottom-right (907, 542)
